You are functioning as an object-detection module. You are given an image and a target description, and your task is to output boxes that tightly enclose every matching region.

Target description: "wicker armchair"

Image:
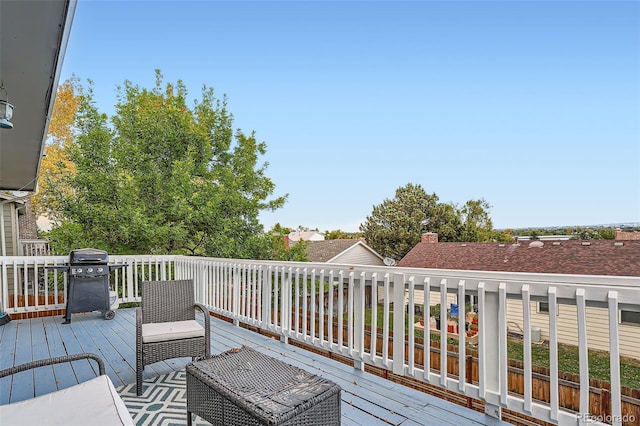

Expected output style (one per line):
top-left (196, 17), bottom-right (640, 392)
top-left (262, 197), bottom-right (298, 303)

top-left (136, 279), bottom-right (211, 396)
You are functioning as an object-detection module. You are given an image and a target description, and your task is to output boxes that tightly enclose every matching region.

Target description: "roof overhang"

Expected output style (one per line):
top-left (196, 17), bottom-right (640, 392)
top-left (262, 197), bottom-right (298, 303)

top-left (0, 0), bottom-right (77, 191)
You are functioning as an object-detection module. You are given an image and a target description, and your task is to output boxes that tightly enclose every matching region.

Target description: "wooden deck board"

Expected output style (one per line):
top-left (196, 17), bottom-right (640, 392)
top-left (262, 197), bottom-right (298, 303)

top-left (30, 318), bottom-right (58, 398)
top-left (11, 320), bottom-right (34, 403)
top-left (0, 319), bottom-right (18, 405)
top-left (0, 309), bottom-right (509, 426)
top-left (43, 317), bottom-right (79, 390)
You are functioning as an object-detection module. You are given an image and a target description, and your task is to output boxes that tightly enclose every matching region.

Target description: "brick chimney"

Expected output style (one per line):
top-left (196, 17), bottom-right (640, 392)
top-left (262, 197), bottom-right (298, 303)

top-left (421, 232), bottom-right (438, 243)
top-left (18, 199), bottom-right (38, 240)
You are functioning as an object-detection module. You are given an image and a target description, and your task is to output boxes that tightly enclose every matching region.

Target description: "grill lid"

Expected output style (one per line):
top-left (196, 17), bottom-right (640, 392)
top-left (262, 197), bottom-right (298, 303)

top-left (69, 248), bottom-right (109, 264)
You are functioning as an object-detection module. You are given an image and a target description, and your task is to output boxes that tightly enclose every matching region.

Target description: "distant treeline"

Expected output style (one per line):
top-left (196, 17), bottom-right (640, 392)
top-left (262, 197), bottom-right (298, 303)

top-left (501, 225), bottom-right (640, 240)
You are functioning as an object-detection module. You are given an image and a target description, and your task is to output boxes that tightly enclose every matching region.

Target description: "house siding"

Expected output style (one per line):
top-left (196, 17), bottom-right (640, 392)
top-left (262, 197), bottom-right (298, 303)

top-left (331, 246), bottom-right (385, 266)
top-left (1, 203), bottom-right (19, 297)
top-left (505, 300), bottom-right (639, 359)
top-left (2, 203), bottom-right (17, 256)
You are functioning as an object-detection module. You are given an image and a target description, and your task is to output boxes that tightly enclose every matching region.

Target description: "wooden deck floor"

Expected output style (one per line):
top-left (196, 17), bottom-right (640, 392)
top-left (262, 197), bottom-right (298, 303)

top-left (0, 308), bottom-right (509, 426)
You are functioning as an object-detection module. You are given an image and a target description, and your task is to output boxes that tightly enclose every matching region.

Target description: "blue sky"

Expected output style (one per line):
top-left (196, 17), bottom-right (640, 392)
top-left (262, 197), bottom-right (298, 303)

top-left (60, 0), bottom-right (640, 232)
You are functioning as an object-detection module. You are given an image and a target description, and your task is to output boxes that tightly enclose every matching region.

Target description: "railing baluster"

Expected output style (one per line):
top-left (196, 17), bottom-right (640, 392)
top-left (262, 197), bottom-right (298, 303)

top-left (382, 273), bottom-right (389, 364)
top-left (522, 285), bottom-right (533, 413)
top-left (370, 272), bottom-right (378, 363)
top-left (310, 268), bottom-right (316, 342)
top-left (356, 271), bottom-right (365, 364)
top-left (439, 278), bottom-right (448, 387)
top-left (294, 267), bottom-right (300, 336)
top-left (423, 277), bottom-right (431, 383)
top-left (302, 267), bottom-right (308, 342)
top-left (408, 276), bottom-right (416, 377)
top-left (347, 271), bottom-right (354, 356)
top-left (457, 280), bottom-right (466, 393)
top-left (257, 265), bottom-right (263, 324)
top-left (576, 288), bottom-right (590, 422)
top-left (328, 270), bottom-right (334, 348)
top-left (22, 259), bottom-right (28, 310)
top-left (608, 291), bottom-right (622, 426)
top-left (548, 287), bottom-right (559, 422)
top-left (338, 270), bottom-right (344, 352)
top-left (319, 269), bottom-right (325, 347)
top-left (274, 266), bottom-right (281, 329)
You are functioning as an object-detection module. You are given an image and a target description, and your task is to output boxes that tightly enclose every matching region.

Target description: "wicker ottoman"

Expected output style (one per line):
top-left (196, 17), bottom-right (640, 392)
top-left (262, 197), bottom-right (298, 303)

top-left (186, 346), bottom-right (341, 426)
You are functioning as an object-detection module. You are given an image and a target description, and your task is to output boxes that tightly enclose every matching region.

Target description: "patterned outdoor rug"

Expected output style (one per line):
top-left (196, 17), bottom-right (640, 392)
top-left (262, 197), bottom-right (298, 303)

top-left (117, 371), bottom-right (209, 426)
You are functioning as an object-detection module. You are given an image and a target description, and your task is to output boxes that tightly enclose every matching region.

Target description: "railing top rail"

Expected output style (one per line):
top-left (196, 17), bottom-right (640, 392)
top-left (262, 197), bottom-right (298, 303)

top-left (1, 254), bottom-right (637, 292)
top-left (173, 255), bottom-right (640, 287)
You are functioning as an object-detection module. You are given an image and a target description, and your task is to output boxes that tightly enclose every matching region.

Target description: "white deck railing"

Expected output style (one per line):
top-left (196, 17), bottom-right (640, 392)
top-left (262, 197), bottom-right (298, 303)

top-left (18, 239), bottom-right (51, 256)
top-left (1, 254), bottom-right (638, 425)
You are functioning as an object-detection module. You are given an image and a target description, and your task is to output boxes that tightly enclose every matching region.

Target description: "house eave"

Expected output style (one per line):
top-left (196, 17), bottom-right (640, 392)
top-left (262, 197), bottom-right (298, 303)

top-left (0, 0), bottom-right (77, 191)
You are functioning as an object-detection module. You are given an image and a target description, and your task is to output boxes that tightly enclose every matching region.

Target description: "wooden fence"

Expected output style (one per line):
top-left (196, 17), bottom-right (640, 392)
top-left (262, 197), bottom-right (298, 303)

top-left (287, 311), bottom-right (640, 426)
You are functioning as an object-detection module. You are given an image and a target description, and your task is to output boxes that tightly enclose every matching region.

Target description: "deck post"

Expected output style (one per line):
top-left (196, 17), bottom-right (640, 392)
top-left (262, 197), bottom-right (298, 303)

top-left (479, 281), bottom-right (502, 420)
top-left (353, 271), bottom-right (366, 368)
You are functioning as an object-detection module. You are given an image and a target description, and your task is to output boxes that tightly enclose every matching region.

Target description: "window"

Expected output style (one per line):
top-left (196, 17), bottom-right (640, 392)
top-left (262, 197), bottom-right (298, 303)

top-left (537, 302), bottom-right (559, 315)
top-left (620, 310), bottom-right (640, 326)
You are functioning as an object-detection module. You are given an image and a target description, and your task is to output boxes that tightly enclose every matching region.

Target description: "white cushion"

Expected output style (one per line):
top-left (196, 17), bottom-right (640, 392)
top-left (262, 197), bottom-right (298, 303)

top-left (142, 320), bottom-right (205, 343)
top-left (0, 374), bottom-right (134, 426)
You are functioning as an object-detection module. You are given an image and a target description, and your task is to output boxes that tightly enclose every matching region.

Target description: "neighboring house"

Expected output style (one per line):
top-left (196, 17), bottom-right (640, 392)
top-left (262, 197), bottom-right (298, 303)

top-left (0, 193), bottom-right (21, 256)
top-left (303, 239), bottom-right (385, 310)
top-left (0, 194), bottom-right (46, 256)
top-left (288, 230), bottom-right (325, 244)
top-left (397, 233), bottom-right (640, 358)
top-left (615, 228), bottom-right (640, 241)
top-left (305, 239), bottom-right (385, 266)
top-left (0, 194), bottom-right (48, 302)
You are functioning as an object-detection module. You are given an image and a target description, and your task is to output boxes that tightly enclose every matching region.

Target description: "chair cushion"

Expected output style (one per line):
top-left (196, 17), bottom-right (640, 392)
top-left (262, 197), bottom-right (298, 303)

top-left (0, 374), bottom-right (133, 425)
top-left (142, 320), bottom-right (205, 343)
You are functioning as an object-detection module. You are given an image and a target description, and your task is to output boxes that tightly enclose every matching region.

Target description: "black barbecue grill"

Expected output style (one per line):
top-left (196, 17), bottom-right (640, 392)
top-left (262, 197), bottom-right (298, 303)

top-left (49, 248), bottom-right (127, 324)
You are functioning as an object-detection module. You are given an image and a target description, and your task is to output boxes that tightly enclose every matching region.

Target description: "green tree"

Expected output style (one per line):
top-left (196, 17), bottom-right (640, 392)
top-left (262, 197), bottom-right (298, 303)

top-left (359, 183), bottom-right (439, 260)
top-left (490, 229), bottom-right (515, 242)
top-left (359, 183), bottom-right (494, 260)
top-left (267, 224), bottom-right (308, 261)
top-left (48, 71), bottom-right (286, 257)
top-left (324, 229), bottom-right (360, 240)
top-left (33, 76), bottom-right (83, 221)
top-left (459, 199), bottom-right (493, 242)
top-left (598, 227), bottom-right (616, 240)
top-left (571, 227), bottom-right (604, 240)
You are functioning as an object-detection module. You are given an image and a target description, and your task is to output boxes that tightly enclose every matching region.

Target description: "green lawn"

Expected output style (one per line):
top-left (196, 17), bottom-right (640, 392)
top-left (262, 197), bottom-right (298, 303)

top-left (506, 339), bottom-right (640, 389)
top-left (362, 307), bottom-right (640, 389)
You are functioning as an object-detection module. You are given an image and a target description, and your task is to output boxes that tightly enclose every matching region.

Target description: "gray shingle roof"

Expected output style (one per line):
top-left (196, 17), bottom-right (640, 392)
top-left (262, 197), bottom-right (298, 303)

top-left (305, 239), bottom-right (361, 262)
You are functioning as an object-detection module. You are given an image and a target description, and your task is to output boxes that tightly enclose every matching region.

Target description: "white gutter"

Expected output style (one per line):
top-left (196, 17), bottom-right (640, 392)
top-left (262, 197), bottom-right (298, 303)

top-left (36, 0), bottom-right (78, 178)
